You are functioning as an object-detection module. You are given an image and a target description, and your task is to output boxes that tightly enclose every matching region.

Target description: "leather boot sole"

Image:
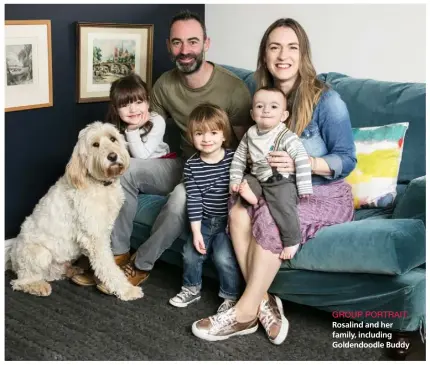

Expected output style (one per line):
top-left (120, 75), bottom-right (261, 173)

top-left (70, 271), bottom-right (96, 286)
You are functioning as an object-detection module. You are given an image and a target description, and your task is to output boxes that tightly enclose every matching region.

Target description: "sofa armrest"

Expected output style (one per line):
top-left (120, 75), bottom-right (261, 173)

top-left (392, 176), bottom-right (426, 223)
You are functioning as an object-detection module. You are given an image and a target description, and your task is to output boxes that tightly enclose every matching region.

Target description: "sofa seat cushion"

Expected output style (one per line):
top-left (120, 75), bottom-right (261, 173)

top-left (282, 219), bottom-right (425, 275)
top-left (134, 195), bottom-right (425, 276)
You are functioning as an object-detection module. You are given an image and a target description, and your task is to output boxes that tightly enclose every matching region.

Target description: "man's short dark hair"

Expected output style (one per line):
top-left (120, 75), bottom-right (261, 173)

top-left (169, 10), bottom-right (207, 40)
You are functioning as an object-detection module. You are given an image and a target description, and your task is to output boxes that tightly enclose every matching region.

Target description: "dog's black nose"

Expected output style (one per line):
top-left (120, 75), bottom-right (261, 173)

top-left (107, 152), bottom-right (117, 162)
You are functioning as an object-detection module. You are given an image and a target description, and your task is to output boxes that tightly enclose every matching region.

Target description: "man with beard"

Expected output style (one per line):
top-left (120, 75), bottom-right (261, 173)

top-left (71, 10), bottom-right (252, 292)
top-left (151, 9), bottom-right (253, 159)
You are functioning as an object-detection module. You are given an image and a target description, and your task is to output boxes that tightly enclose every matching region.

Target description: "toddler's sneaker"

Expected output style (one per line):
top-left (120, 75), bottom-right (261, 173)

top-left (217, 299), bottom-right (237, 313)
top-left (169, 286), bottom-right (201, 308)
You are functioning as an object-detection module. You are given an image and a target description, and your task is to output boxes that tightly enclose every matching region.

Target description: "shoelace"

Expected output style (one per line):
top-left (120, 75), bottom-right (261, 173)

top-left (122, 263), bottom-right (137, 278)
top-left (175, 288), bottom-right (195, 301)
top-left (210, 309), bottom-right (236, 330)
top-left (260, 301), bottom-right (277, 330)
top-left (218, 300), bottom-right (236, 313)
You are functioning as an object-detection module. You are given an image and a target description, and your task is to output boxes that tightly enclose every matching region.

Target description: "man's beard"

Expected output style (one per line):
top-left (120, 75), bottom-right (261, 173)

top-left (172, 51), bottom-right (204, 74)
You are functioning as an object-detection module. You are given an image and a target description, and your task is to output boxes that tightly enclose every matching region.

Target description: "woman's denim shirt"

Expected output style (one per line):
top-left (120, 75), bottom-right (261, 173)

top-left (301, 88), bottom-right (356, 185)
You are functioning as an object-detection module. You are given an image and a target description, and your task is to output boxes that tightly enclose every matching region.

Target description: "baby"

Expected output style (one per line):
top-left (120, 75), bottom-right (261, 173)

top-left (230, 87), bottom-right (313, 259)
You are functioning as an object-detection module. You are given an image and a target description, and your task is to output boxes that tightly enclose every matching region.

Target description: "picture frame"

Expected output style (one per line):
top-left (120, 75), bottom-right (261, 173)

top-left (5, 20), bottom-right (53, 112)
top-left (76, 22), bottom-right (154, 103)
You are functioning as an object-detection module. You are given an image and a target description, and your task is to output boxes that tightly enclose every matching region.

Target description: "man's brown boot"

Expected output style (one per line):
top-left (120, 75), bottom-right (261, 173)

top-left (114, 252), bottom-right (131, 266)
top-left (71, 252), bottom-right (131, 287)
top-left (96, 253), bottom-right (150, 295)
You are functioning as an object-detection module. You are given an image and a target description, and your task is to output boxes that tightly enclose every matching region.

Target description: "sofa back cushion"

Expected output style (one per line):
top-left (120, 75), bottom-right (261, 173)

top-left (318, 73), bottom-right (425, 183)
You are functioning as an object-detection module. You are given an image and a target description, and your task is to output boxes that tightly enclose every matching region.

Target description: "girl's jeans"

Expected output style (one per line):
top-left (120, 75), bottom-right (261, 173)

top-left (182, 216), bottom-right (242, 300)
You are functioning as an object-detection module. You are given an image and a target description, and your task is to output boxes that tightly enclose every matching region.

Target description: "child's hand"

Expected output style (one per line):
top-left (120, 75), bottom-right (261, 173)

top-left (126, 109), bottom-right (150, 131)
top-left (193, 232), bottom-right (207, 255)
top-left (230, 184), bottom-right (240, 194)
top-left (299, 194), bottom-right (312, 199)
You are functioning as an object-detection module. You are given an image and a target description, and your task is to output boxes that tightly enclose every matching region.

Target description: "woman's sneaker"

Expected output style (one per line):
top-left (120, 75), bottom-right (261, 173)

top-left (192, 307), bottom-right (258, 341)
top-left (217, 299), bottom-right (237, 313)
top-left (259, 294), bottom-right (289, 345)
top-left (169, 287), bottom-right (201, 308)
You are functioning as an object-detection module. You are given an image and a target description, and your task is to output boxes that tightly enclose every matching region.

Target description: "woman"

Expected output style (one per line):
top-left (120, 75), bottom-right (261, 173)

top-left (191, 18), bottom-right (356, 345)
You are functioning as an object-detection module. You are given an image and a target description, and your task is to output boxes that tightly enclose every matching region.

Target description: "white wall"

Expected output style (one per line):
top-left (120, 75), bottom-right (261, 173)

top-left (206, 4), bottom-right (426, 83)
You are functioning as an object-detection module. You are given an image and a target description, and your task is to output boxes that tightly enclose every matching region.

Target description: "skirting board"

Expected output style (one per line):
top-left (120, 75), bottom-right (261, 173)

top-left (5, 238), bottom-right (15, 271)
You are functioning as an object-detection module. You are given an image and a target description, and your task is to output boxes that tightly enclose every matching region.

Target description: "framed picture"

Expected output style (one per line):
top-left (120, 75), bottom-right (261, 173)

top-left (5, 20), bottom-right (53, 112)
top-left (76, 22), bottom-right (154, 103)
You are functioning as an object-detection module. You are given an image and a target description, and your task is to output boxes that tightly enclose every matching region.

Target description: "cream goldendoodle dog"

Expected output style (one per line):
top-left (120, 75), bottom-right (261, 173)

top-left (10, 121), bottom-right (143, 301)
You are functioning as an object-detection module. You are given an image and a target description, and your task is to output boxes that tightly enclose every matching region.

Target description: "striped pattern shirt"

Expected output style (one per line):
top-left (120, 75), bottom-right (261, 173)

top-left (184, 149), bottom-right (234, 222)
top-left (230, 123), bottom-right (313, 195)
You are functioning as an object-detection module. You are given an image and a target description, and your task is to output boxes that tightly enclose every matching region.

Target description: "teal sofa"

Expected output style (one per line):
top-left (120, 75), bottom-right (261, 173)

top-left (130, 66), bottom-right (425, 350)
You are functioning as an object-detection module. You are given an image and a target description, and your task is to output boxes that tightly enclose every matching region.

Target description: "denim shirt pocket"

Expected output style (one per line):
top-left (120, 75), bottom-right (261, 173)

top-left (300, 123), bottom-right (328, 158)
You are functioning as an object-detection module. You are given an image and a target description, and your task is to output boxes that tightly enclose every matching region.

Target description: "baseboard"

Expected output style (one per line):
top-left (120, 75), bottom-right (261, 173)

top-left (5, 238), bottom-right (15, 271)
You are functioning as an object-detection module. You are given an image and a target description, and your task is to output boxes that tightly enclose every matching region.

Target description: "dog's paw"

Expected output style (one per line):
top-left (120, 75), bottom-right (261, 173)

top-left (34, 282), bottom-right (52, 296)
top-left (117, 285), bottom-right (144, 301)
top-left (11, 279), bottom-right (52, 296)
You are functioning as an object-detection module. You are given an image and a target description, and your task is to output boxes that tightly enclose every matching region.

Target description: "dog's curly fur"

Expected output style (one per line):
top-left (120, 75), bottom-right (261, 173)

top-left (10, 122), bottom-right (143, 301)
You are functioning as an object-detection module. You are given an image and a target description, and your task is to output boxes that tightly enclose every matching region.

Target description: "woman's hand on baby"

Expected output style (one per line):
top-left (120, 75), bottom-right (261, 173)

top-left (299, 194), bottom-right (311, 199)
top-left (193, 233), bottom-right (207, 255)
top-left (267, 151), bottom-right (295, 173)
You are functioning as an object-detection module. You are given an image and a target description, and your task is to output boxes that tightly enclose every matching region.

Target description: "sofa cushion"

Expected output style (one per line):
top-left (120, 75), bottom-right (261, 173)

top-left (393, 176), bottom-right (426, 224)
top-left (134, 194), bottom-right (425, 276)
top-left (282, 218), bottom-right (426, 275)
top-left (346, 122), bottom-right (409, 209)
top-left (318, 72), bottom-right (425, 183)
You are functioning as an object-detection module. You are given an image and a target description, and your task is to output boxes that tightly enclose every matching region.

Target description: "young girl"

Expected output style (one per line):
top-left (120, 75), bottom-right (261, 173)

top-left (169, 103), bottom-right (242, 312)
top-left (106, 73), bottom-right (172, 159)
top-left (70, 73), bottom-right (172, 287)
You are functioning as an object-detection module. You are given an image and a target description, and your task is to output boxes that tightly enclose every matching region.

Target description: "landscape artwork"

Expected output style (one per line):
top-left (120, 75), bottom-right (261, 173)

top-left (92, 38), bottom-right (136, 84)
top-left (6, 44), bottom-right (34, 86)
top-left (76, 22), bottom-right (153, 103)
top-left (5, 20), bottom-right (53, 112)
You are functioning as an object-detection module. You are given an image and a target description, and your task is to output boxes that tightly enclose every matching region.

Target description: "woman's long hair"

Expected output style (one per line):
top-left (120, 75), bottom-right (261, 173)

top-left (255, 18), bottom-right (327, 137)
top-left (105, 73), bottom-right (153, 137)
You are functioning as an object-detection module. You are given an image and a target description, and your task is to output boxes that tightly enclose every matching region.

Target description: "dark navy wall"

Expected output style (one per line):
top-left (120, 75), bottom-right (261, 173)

top-left (5, 4), bottom-right (205, 239)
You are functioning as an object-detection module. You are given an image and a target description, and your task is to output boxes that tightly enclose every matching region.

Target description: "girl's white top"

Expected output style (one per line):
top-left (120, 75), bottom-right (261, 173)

top-left (124, 112), bottom-right (170, 159)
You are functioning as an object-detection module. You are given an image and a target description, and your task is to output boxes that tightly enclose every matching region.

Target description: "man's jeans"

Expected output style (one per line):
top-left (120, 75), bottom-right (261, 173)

top-left (110, 157), bottom-right (186, 271)
top-left (182, 217), bottom-right (242, 300)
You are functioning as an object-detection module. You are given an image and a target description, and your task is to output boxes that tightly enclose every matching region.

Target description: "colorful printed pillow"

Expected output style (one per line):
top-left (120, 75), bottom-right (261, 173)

top-left (346, 122), bottom-right (409, 209)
